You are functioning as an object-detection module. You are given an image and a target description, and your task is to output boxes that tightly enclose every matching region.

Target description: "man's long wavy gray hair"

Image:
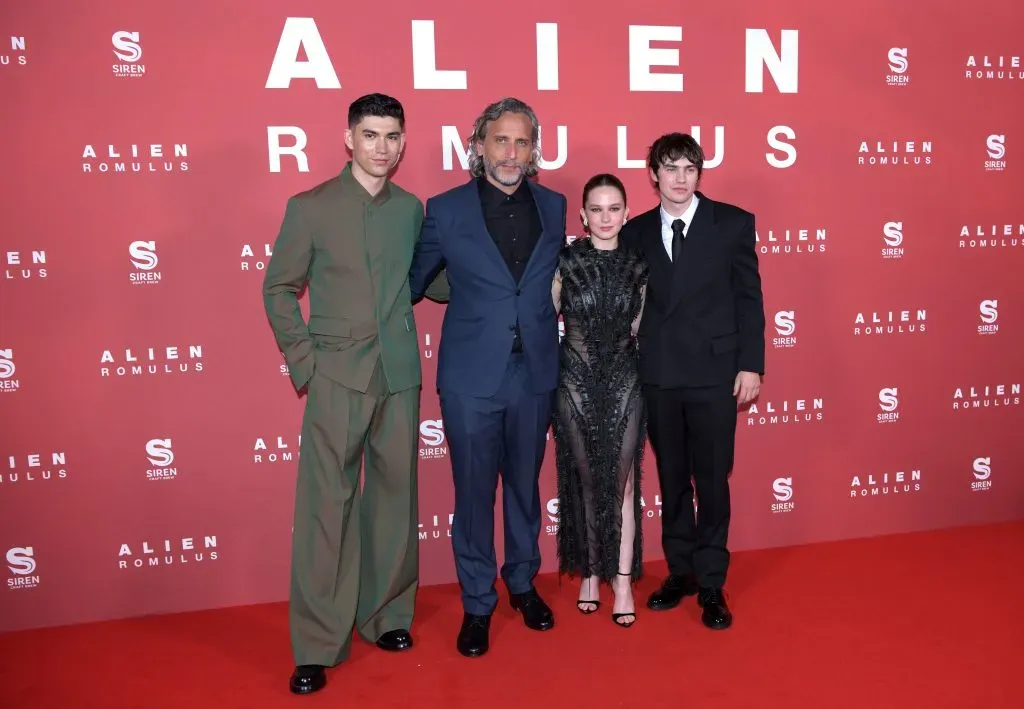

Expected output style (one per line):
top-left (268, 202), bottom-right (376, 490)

top-left (466, 97), bottom-right (541, 179)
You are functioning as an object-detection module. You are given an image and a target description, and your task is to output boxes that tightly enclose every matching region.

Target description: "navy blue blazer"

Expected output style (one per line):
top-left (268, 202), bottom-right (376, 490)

top-left (410, 178), bottom-right (567, 398)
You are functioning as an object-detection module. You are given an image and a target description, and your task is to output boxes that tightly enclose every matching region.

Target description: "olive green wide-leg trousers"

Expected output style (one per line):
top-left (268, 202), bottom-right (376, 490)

top-left (289, 363), bottom-right (419, 666)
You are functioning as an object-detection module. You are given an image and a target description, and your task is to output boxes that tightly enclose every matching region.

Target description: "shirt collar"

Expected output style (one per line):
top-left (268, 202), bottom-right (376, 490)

top-left (660, 194), bottom-right (700, 230)
top-left (477, 175), bottom-right (533, 206)
top-left (340, 161), bottom-right (391, 205)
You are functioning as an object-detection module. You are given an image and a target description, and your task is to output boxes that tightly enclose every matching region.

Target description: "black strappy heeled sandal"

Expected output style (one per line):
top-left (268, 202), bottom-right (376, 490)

top-left (577, 577), bottom-right (600, 614)
top-left (611, 572), bottom-right (636, 628)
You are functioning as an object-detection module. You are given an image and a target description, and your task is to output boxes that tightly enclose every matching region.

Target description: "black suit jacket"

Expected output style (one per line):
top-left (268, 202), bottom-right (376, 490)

top-left (620, 192), bottom-right (765, 389)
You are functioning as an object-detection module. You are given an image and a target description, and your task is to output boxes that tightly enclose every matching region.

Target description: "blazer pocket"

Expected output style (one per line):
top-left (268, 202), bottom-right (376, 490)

top-left (314, 333), bottom-right (357, 352)
top-left (308, 317), bottom-right (352, 337)
top-left (711, 332), bottom-right (739, 354)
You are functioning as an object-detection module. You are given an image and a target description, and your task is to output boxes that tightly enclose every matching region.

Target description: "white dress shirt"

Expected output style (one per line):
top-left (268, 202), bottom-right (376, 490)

top-left (659, 195), bottom-right (700, 261)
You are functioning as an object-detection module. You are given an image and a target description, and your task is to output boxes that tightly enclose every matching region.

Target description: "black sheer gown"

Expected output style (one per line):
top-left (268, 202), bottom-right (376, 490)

top-left (553, 237), bottom-right (648, 582)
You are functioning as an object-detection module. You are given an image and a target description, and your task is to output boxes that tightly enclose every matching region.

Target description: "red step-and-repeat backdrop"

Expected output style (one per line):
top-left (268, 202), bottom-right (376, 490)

top-left (2, 0), bottom-right (1023, 633)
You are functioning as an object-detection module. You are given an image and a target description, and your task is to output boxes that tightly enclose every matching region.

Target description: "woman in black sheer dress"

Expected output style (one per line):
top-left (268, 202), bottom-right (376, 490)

top-left (551, 174), bottom-right (647, 627)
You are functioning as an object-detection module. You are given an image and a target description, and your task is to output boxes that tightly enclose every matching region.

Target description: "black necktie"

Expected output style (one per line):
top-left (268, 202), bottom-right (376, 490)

top-left (671, 219), bottom-right (685, 262)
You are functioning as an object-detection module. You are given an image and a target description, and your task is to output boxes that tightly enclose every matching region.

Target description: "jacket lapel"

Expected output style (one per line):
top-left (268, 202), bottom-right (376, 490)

top-left (673, 194), bottom-right (716, 307)
top-left (460, 180), bottom-right (517, 286)
top-left (461, 178), bottom-right (555, 287)
top-left (643, 209), bottom-right (673, 286)
top-left (656, 193), bottom-right (716, 310)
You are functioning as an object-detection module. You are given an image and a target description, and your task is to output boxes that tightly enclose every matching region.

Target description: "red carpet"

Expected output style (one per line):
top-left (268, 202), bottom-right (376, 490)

top-left (2, 522), bottom-right (1021, 708)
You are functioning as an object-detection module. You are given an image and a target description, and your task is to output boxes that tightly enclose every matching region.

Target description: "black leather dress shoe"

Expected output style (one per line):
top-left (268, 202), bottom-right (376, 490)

top-left (697, 588), bottom-right (733, 630)
top-left (289, 665), bottom-right (326, 695)
top-left (509, 588), bottom-right (555, 631)
top-left (457, 613), bottom-right (491, 657)
top-left (646, 574), bottom-right (698, 611)
top-left (376, 629), bottom-right (413, 652)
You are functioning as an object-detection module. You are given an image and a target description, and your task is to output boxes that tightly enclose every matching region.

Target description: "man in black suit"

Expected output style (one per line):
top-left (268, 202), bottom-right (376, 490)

top-left (620, 132), bottom-right (765, 630)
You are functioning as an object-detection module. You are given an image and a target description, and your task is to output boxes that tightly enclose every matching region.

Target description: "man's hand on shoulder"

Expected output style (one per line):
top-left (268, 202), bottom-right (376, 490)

top-left (423, 268), bottom-right (450, 303)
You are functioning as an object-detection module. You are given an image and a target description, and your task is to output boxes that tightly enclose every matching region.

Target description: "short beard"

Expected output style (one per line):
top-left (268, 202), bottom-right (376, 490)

top-left (484, 157), bottom-right (525, 186)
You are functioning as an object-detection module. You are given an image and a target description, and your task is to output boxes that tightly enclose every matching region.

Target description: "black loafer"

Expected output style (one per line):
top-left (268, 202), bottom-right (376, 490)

top-left (646, 574), bottom-right (698, 611)
top-left (457, 613), bottom-right (491, 657)
top-left (289, 664), bottom-right (326, 695)
top-left (376, 629), bottom-right (413, 652)
top-left (509, 588), bottom-right (555, 631)
top-left (697, 588), bottom-right (733, 630)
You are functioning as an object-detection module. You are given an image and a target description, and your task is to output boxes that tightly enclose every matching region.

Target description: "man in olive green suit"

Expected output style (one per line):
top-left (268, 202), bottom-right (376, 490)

top-left (262, 94), bottom-right (448, 696)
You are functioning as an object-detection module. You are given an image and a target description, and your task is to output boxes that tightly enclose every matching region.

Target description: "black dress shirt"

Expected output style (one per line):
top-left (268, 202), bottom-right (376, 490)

top-left (478, 177), bottom-right (543, 352)
top-left (478, 177), bottom-right (543, 284)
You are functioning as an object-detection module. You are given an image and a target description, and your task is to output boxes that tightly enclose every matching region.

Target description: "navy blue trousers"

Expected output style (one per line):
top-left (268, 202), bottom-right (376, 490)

top-left (440, 354), bottom-right (554, 615)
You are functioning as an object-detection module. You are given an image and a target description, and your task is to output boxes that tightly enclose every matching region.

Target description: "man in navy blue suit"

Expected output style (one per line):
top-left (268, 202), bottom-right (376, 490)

top-left (410, 97), bottom-right (567, 658)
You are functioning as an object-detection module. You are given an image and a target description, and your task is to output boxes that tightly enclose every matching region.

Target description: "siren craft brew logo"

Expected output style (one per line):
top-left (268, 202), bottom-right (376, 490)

top-left (971, 457), bottom-right (992, 492)
top-left (978, 300), bottom-right (999, 336)
top-left (0, 348), bottom-right (19, 393)
top-left (128, 241), bottom-right (161, 285)
top-left (6, 547), bottom-right (39, 590)
top-left (882, 221), bottom-right (904, 259)
top-left (112, 31), bottom-right (145, 78)
top-left (886, 47), bottom-right (910, 86)
top-left (877, 387), bottom-right (900, 424)
top-left (772, 310), bottom-right (796, 349)
top-left (984, 134), bottom-right (1006, 172)
top-left (545, 498), bottom-right (559, 536)
top-left (419, 420), bottom-right (447, 460)
top-left (145, 439), bottom-right (176, 482)
top-left (771, 477), bottom-right (794, 513)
